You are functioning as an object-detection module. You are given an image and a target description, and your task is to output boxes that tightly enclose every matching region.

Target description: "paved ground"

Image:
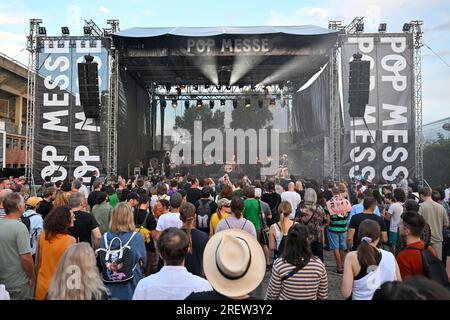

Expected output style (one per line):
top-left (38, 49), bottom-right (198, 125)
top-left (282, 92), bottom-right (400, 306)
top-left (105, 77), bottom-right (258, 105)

top-left (252, 249), bottom-right (344, 300)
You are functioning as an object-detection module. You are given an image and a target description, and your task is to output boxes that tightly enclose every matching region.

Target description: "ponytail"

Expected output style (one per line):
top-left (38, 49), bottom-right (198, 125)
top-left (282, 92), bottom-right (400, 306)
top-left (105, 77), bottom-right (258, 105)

top-left (278, 201), bottom-right (292, 235)
top-left (357, 220), bottom-right (381, 267)
top-left (184, 217), bottom-right (194, 254)
top-left (217, 208), bottom-right (222, 220)
top-left (179, 202), bottom-right (196, 254)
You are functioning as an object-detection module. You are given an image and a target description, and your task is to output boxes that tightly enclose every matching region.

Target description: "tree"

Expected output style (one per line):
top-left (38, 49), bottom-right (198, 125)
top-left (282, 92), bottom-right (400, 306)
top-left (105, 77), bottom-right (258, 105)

top-left (229, 103), bottom-right (273, 130)
top-left (173, 105), bottom-right (225, 136)
top-left (423, 134), bottom-right (450, 187)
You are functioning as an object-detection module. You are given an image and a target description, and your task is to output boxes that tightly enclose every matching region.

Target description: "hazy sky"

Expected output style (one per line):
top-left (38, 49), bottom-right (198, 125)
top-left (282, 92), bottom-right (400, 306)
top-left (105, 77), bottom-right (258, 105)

top-left (0, 0), bottom-right (449, 124)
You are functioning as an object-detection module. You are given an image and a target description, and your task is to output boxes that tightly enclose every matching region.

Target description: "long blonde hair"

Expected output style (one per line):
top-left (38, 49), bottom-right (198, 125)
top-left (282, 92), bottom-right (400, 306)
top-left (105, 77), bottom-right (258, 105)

top-left (278, 201), bottom-right (292, 235)
top-left (46, 243), bottom-right (108, 300)
top-left (109, 202), bottom-right (135, 233)
top-left (179, 202), bottom-right (196, 254)
top-left (53, 190), bottom-right (70, 208)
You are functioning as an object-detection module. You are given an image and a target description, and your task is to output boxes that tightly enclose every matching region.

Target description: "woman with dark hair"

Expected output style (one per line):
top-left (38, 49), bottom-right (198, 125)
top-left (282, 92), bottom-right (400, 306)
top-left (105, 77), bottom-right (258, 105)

top-left (35, 206), bottom-right (77, 300)
top-left (218, 184), bottom-right (234, 201)
top-left (261, 181), bottom-right (281, 225)
top-left (265, 224), bottom-right (328, 300)
top-left (179, 202), bottom-right (209, 278)
top-left (215, 196), bottom-right (256, 237)
top-left (341, 220), bottom-right (401, 300)
top-left (372, 277), bottom-right (450, 300)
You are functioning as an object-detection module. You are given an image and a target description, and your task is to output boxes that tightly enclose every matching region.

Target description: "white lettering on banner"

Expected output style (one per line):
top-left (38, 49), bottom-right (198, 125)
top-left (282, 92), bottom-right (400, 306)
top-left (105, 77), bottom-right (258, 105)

top-left (188, 38), bottom-right (270, 53)
top-left (44, 56), bottom-right (70, 72)
top-left (75, 113), bottom-right (101, 132)
top-left (381, 55), bottom-right (407, 91)
top-left (73, 146), bottom-right (100, 183)
top-left (382, 104), bottom-right (407, 126)
top-left (380, 37), bottom-right (406, 53)
top-left (43, 111), bottom-right (69, 132)
top-left (43, 93), bottom-right (69, 106)
top-left (345, 35), bottom-right (412, 183)
top-left (41, 146), bottom-right (68, 182)
top-left (44, 75), bottom-right (69, 90)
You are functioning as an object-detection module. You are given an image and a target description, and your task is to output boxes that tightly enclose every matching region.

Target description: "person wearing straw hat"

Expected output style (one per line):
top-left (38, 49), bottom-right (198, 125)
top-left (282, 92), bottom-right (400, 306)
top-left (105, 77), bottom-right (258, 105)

top-left (23, 196), bottom-right (44, 260)
top-left (186, 228), bottom-right (266, 300)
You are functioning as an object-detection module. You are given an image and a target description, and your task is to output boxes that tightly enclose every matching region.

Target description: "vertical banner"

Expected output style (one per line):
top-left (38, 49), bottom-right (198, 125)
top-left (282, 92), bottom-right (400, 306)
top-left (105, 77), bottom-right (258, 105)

top-left (340, 33), bottom-right (415, 183)
top-left (34, 37), bottom-right (108, 184)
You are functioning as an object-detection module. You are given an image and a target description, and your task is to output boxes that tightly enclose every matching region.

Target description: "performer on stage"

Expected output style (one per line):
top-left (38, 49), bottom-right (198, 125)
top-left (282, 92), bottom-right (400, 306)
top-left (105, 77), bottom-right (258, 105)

top-left (163, 151), bottom-right (172, 178)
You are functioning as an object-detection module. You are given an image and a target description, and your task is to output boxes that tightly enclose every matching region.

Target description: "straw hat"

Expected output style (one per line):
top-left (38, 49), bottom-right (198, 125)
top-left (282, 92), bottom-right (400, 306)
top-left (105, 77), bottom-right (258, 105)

top-left (217, 197), bottom-right (231, 209)
top-left (26, 196), bottom-right (42, 208)
top-left (203, 229), bottom-right (266, 298)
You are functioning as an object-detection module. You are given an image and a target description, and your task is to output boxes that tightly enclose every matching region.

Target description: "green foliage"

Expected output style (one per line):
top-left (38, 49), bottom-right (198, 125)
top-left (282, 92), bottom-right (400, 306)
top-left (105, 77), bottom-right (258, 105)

top-left (423, 135), bottom-right (450, 186)
top-left (230, 104), bottom-right (273, 130)
top-left (174, 105), bottom-right (225, 136)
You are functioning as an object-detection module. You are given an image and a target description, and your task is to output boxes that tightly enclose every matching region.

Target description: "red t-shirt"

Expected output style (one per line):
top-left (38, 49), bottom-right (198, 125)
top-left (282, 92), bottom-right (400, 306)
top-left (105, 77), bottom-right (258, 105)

top-left (396, 241), bottom-right (437, 279)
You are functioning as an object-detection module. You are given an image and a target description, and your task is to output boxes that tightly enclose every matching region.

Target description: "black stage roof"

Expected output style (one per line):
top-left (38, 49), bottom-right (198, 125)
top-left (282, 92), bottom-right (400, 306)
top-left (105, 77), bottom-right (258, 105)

top-left (112, 25), bottom-right (338, 88)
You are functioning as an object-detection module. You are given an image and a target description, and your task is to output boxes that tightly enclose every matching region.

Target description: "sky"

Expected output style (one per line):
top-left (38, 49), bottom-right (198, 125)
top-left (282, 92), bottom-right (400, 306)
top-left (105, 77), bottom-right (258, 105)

top-left (0, 0), bottom-right (449, 124)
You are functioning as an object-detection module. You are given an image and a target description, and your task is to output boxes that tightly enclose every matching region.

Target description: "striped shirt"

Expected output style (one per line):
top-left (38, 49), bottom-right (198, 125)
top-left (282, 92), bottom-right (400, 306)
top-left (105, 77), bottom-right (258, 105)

top-left (265, 257), bottom-right (328, 300)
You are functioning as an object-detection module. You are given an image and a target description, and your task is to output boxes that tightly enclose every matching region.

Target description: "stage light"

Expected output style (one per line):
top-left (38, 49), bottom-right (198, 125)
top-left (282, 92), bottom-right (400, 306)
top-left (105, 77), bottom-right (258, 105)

top-left (165, 84), bottom-right (171, 92)
top-left (238, 84), bottom-right (244, 89)
top-left (209, 101), bottom-right (215, 109)
top-left (270, 99), bottom-right (276, 107)
top-left (258, 99), bottom-right (263, 109)
top-left (205, 84), bottom-right (210, 89)
top-left (193, 85), bottom-right (199, 91)
top-left (38, 27), bottom-right (47, 36)
top-left (403, 23), bottom-right (412, 32)
top-left (245, 98), bottom-right (251, 108)
top-left (355, 23), bottom-right (364, 32)
top-left (84, 26), bottom-right (92, 36)
top-left (176, 87), bottom-right (182, 96)
top-left (184, 100), bottom-right (190, 109)
top-left (172, 99), bottom-right (177, 108)
top-left (226, 86), bottom-right (232, 91)
top-left (250, 84), bottom-right (256, 90)
top-left (61, 26), bottom-right (70, 36)
top-left (443, 123), bottom-right (450, 131)
top-left (220, 99), bottom-right (226, 106)
top-left (216, 85), bottom-right (221, 91)
top-left (197, 99), bottom-right (203, 108)
top-left (378, 23), bottom-right (387, 33)
top-left (233, 100), bottom-right (238, 109)
top-left (160, 99), bottom-right (167, 108)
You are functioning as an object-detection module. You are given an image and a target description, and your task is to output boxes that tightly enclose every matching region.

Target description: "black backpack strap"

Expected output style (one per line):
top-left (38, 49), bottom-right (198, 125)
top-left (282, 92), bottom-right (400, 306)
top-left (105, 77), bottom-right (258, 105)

top-left (242, 219), bottom-right (247, 230)
top-left (281, 258), bottom-right (310, 282)
top-left (303, 206), bottom-right (319, 226)
top-left (225, 218), bottom-right (232, 230)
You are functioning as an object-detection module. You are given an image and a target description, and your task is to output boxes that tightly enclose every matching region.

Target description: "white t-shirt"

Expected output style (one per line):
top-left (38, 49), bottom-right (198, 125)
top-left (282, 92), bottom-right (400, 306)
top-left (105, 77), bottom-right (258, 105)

top-left (132, 266), bottom-right (212, 300)
top-left (156, 212), bottom-right (183, 231)
top-left (150, 194), bottom-right (170, 209)
top-left (281, 191), bottom-right (301, 219)
top-left (388, 202), bottom-right (403, 233)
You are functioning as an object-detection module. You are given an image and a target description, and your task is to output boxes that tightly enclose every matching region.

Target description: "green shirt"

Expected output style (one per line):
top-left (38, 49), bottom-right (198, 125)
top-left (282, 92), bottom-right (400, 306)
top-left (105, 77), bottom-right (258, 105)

top-left (243, 199), bottom-right (261, 231)
top-left (0, 219), bottom-right (32, 290)
top-left (92, 203), bottom-right (113, 234)
top-left (109, 193), bottom-right (119, 208)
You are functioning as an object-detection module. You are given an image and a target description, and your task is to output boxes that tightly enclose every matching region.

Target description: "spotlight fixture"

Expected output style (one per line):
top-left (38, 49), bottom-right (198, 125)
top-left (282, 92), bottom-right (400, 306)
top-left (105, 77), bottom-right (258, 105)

top-left (378, 23), bottom-right (387, 33)
top-left (83, 26), bottom-right (92, 36)
top-left (61, 26), bottom-right (70, 36)
top-left (220, 99), bottom-right (226, 106)
top-left (238, 84), bottom-right (244, 89)
top-left (172, 99), bottom-right (178, 108)
top-left (258, 99), bottom-right (263, 109)
top-left (38, 27), bottom-right (47, 36)
top-left (226, 86), bottom-right (232, 91)
top-left (165, 84), bottom-right (171, 92)
top-left (184, 100), bottom-right (190, 109)
top-left (250, 84), bottom-right (256, 90)
top-left (160, 99), bottom-right (167, 108)
top-left (245, 98), bottom-right (251, 108)
top-left (193, 85), bottom-right (199, 91)
top-left (355, 23), bottom-right (364, 32)
top-left (197, 99), bottom-right (203, 108)
top-left (209, 100), bottom-right (215, 109)
top-left (232, 100), bottom-right (238, 109)
top-left (270, 99), bottom-right (276, 107)
top-left (204, 84), bottom-right (210, 89)
top-left (402, 23), bottom-right (412, 32)
top-left (216, 85), bottom-right (221, 91)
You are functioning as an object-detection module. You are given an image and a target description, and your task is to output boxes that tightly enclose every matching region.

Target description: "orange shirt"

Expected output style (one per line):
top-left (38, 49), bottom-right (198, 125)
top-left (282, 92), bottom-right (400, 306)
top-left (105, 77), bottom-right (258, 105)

top-left (396, 241), bottom-right (437, 279)
top-left (35, 232), bottom-right (73, 300)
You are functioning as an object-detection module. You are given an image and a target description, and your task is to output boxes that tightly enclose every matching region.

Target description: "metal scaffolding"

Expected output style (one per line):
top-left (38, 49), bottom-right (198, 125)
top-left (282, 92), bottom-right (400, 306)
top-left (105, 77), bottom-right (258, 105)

top-left (411, 20), bottom-right (424, 187)
top-left (106, 19), bottom-right (120, 178)
top-left (24, 19), bottom-right (42, 186)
